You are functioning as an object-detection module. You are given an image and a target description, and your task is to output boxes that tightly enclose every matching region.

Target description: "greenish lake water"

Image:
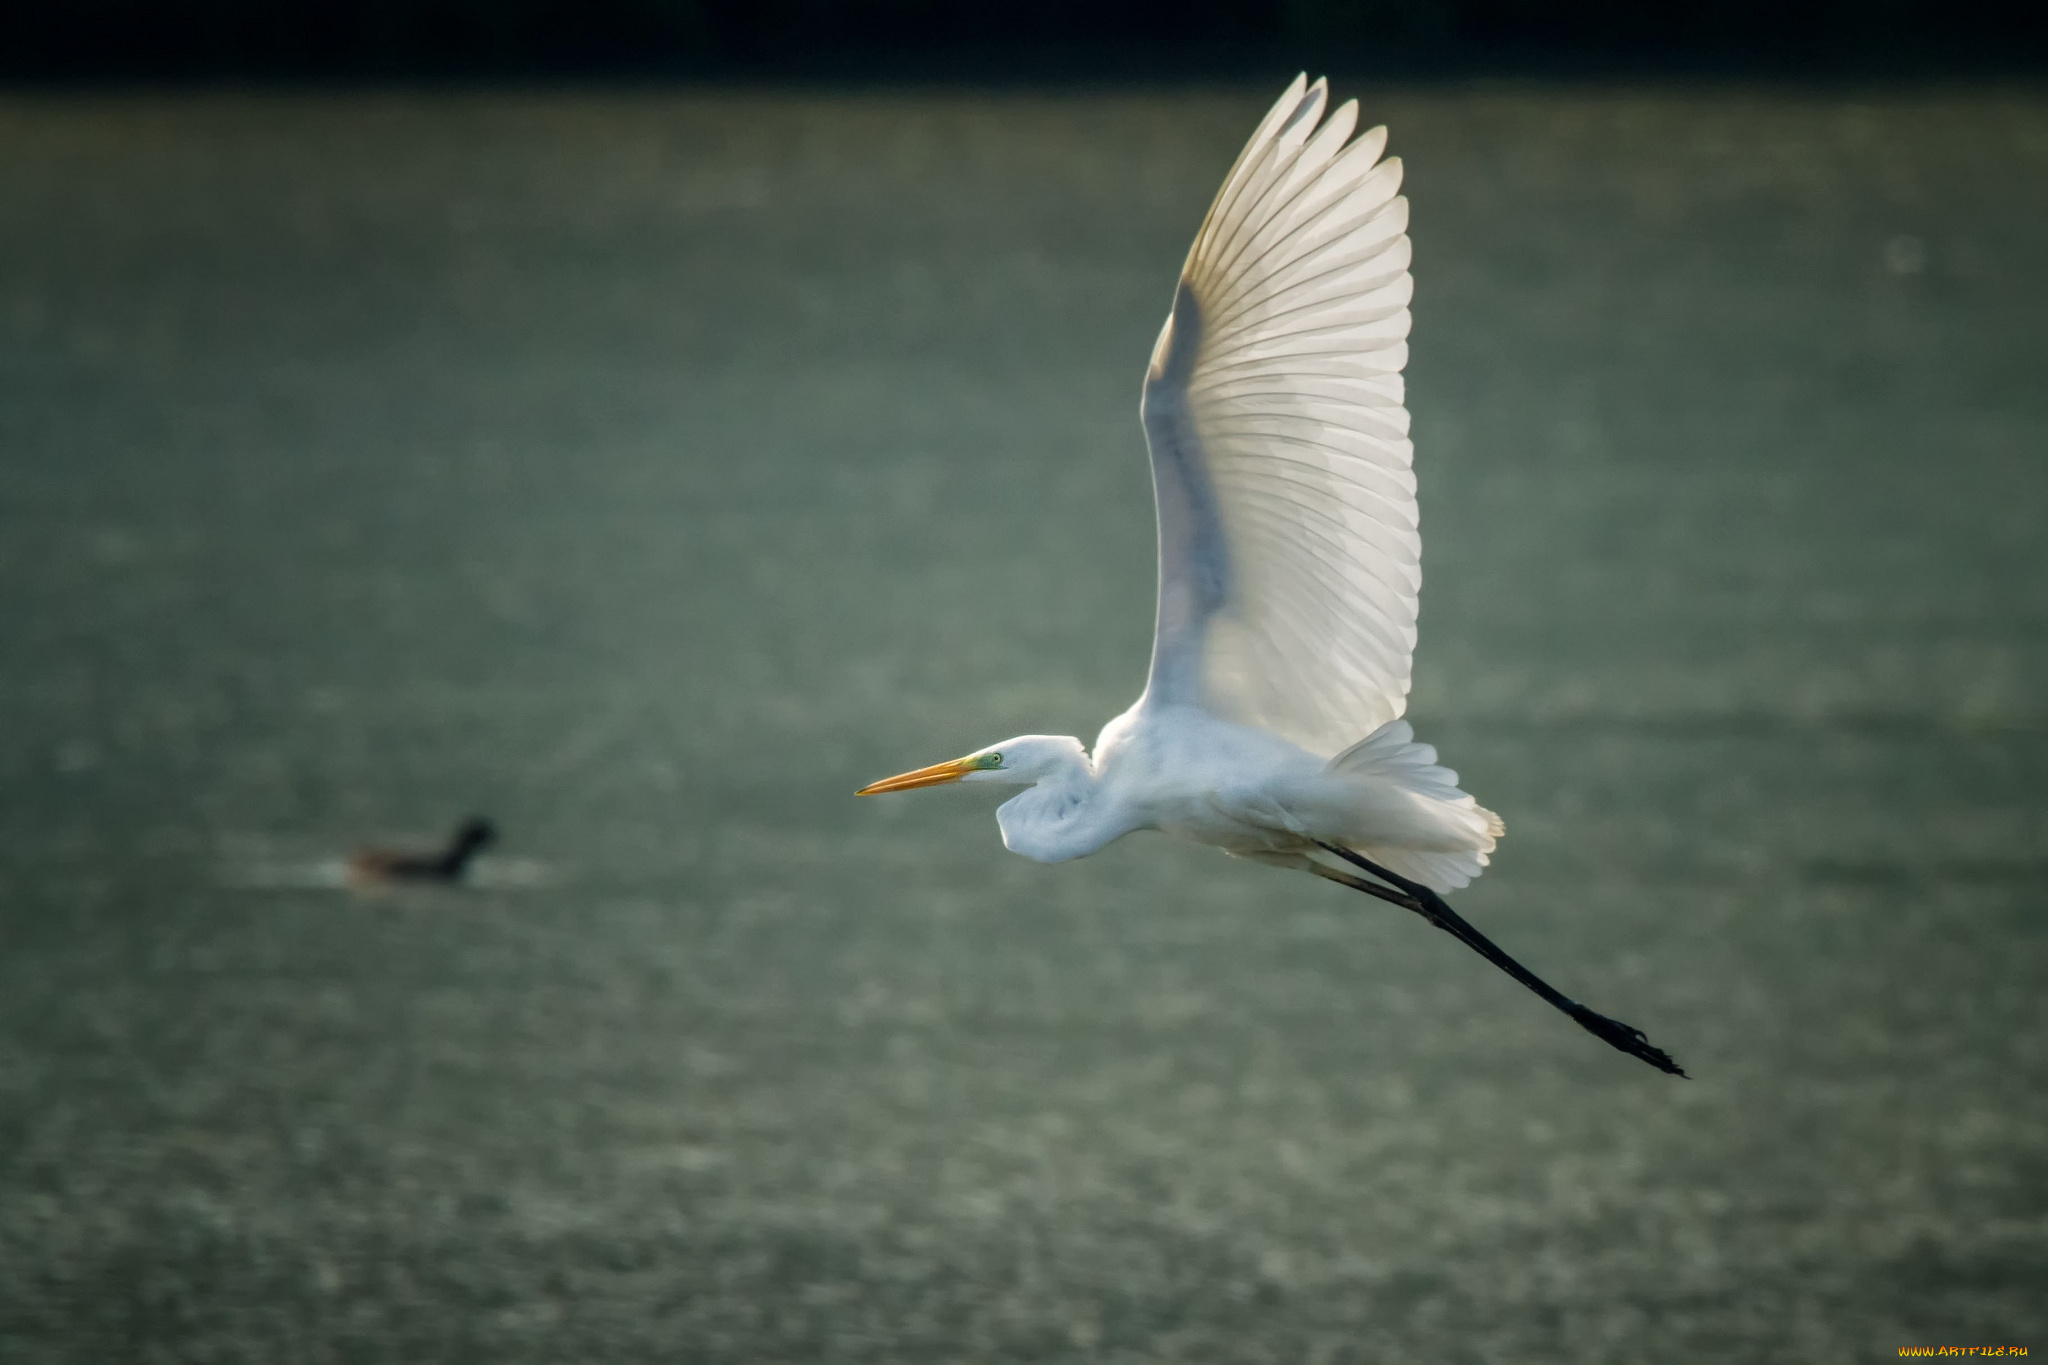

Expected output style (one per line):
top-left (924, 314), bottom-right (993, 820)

top-left (1, 84), bottom-right (2044, 1362)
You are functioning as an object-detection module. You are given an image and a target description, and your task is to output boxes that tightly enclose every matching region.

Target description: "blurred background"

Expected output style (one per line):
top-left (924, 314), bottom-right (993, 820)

top-left (2, 4), bottom-right (2046, 1362)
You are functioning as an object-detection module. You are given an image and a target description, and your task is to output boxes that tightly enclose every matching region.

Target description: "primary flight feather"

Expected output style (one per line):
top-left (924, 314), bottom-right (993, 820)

top-left (860, 77), bottom-right (1683, 1077)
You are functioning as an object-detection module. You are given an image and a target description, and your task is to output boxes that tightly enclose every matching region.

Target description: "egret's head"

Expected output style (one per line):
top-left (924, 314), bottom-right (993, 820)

top-left (856, 735), bottom-right (1087, 795)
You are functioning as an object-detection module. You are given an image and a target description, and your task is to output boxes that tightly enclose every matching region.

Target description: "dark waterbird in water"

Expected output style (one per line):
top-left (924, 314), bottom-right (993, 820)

top-left (348, 817), bottom-right (497, 887)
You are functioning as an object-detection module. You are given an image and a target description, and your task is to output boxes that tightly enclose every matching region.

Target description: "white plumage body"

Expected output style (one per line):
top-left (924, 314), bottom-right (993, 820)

top-left (985, 708), bottom-right (1499, 895)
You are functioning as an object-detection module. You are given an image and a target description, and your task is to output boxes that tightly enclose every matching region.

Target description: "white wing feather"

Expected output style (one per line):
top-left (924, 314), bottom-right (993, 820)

top-left (1140, 76), bottom-right (1419, 759)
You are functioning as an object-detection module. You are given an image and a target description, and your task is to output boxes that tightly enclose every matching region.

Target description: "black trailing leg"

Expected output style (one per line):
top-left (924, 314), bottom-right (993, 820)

top-left (1309, 841), bottom-right (1686, 1077)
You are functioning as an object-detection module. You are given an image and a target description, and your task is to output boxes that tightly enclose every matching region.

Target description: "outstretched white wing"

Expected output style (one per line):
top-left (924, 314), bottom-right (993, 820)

top-left (1140, 75), bottom-right (1419, 760)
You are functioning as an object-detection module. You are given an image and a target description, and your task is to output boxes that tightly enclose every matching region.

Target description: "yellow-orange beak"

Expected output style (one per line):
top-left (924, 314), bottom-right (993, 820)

top-left (856, 755), bottom-right (980, 796)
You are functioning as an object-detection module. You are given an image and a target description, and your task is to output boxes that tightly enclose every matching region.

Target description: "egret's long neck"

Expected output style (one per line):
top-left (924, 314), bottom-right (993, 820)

top-left (993, 753), bottom-right (1131, 864)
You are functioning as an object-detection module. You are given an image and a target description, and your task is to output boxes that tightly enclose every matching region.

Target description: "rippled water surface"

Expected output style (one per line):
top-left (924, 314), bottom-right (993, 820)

top-left (1, 84), bottom-right (2045, 1362)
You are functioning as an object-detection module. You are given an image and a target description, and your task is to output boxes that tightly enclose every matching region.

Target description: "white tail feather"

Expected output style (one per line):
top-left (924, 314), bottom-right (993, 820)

top-left (1325, 720), bottom-right (1504, 891)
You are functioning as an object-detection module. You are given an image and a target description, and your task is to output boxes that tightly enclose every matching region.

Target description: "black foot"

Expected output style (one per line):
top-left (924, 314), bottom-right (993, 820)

top-left (1565, 1004), bottom-right (1687, 1077)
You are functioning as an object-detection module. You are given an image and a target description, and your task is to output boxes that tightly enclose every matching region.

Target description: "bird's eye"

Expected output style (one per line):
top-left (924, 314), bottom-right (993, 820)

top-left (986, 753), bottom-right (1002, 767)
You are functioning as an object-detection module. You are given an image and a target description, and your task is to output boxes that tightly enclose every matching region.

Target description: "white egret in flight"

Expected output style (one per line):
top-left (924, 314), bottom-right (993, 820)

top-left (860, 77), bottom-right (1683, 1076)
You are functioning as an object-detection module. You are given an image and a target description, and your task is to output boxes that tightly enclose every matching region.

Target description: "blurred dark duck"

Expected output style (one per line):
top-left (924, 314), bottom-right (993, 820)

top-left (348, 817), bottom-right (497, 886)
